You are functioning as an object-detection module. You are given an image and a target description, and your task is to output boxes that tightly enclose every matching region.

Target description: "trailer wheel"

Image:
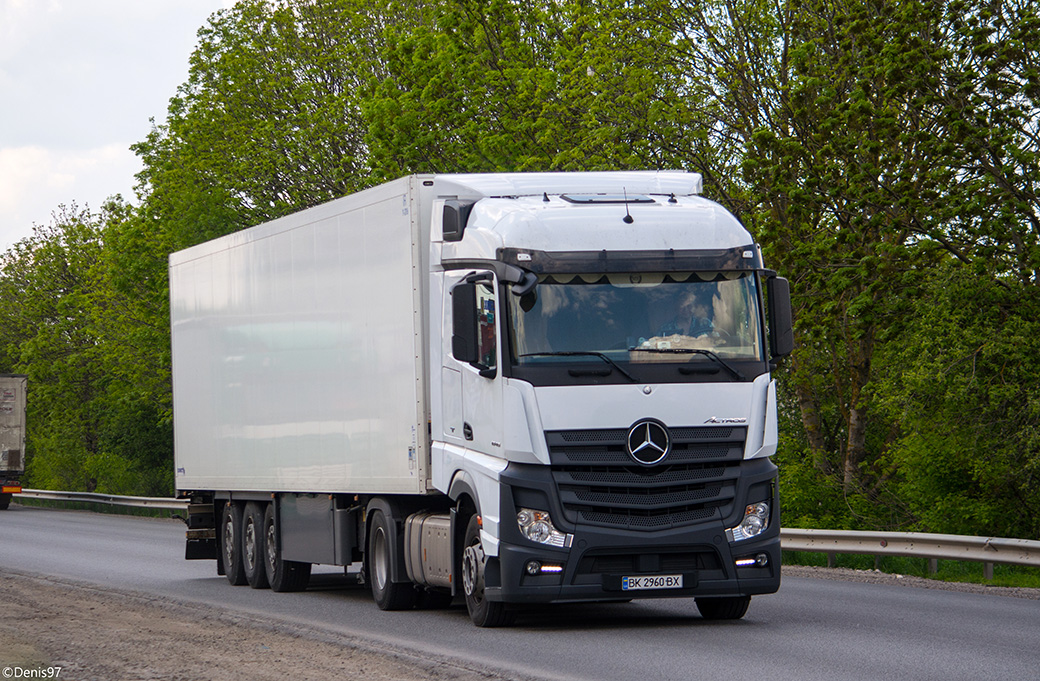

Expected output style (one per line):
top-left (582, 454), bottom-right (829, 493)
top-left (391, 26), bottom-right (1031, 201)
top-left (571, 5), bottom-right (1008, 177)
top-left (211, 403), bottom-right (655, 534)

top-left (367, 509), bottom-right (416, 611)
top-left (220, 502), bottom-right (248, 586)
top-left (242, 502), bottom-right (270, 589)
top-left (0, 493), bottom-right (11, 510)
top-left (263, 503), bottom-right (310, 592)
top-left (695, 595), bottom-right (751, 620)
top-left (461, 515), bottom-right (514, 627)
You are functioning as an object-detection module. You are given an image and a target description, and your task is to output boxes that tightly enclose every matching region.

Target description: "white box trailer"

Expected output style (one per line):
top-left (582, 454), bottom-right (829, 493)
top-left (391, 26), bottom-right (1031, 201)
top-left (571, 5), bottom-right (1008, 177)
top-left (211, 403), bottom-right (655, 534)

top-left (171, 172), bottom-right (793, 626)
top-left (171, 178), bottom-right (431, 495)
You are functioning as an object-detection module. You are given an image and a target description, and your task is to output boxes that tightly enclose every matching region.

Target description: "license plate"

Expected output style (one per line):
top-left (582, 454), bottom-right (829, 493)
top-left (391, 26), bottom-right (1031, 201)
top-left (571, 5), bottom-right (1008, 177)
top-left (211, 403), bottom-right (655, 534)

top-left (621, 574), bottom-right (683, 591)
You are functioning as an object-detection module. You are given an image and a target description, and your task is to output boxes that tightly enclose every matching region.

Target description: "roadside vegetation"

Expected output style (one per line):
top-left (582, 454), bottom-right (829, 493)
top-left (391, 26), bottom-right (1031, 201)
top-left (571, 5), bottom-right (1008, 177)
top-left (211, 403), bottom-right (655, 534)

top-left (2, 0), bottom-right (1038, 543)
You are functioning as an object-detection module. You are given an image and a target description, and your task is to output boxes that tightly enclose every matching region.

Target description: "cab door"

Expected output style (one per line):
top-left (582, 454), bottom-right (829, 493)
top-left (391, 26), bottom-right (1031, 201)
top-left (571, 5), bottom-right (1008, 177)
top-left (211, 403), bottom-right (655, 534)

top-left (444, 271), bottom-right (504, 458)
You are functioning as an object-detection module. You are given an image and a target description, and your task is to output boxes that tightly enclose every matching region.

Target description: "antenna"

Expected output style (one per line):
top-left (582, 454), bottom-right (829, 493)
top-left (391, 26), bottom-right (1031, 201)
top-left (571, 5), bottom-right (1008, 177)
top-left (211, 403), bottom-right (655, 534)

top-left (623, 188), bottom-right (634, 224)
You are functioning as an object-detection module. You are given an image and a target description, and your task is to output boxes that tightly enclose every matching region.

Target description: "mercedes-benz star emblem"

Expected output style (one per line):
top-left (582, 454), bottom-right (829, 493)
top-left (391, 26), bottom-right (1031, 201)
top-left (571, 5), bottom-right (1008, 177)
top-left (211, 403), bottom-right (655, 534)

top-left (626, 419), bottom-right (671, 465)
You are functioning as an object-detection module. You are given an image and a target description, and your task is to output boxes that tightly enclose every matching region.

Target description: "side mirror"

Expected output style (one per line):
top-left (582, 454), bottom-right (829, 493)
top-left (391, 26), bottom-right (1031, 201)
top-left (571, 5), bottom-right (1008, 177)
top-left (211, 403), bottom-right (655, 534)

top-left (451, 282), bottom-right (479, 364)
top-left (767, 276), bottom-right (794, 358)
top-left (451, 278), bottom-right (497, 378)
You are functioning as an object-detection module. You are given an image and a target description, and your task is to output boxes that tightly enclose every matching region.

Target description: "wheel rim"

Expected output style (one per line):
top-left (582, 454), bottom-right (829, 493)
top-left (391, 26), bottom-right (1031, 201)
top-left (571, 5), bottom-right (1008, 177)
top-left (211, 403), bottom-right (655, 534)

top-left (223, 511), bottom-right (235, 566)
top-left (462, 541), bottom-right (485, 603)
top-left (244, 518), bottom-right (257, 572)
top-left (265, 519), bottom-right (277, 574)
top-left (372, 526), bottom-right (389, 591)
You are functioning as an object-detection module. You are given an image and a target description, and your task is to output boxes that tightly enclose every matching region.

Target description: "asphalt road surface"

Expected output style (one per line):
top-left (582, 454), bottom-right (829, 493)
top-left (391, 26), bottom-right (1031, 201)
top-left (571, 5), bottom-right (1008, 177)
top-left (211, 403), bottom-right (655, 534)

top-left (1, 505), bottom-right (1037, 681)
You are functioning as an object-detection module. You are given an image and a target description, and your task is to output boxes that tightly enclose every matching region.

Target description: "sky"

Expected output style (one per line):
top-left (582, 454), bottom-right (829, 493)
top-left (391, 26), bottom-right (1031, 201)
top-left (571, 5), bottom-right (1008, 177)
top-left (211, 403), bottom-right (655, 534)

top-left (0, 0), bottom-right (235, 251)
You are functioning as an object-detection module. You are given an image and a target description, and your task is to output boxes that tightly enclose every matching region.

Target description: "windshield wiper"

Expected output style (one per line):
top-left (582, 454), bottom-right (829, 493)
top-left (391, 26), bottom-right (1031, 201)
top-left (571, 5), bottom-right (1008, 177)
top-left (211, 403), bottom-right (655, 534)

top-left (519, 351), bottom-right (637, 382)
top-left (627, 347), bottom-right (745, 381)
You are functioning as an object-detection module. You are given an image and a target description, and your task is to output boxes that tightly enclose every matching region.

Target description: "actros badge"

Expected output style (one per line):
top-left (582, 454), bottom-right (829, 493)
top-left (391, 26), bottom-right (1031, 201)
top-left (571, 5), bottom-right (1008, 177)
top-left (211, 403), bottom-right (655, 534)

top-left (626, 419), bottom-right (671, 465)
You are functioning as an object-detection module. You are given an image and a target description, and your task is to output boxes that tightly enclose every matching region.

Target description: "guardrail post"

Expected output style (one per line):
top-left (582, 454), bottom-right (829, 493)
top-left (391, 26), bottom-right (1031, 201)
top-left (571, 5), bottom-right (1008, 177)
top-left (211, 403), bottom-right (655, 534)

top-left (984, 562), bottom-right (994, 581)
top-left (928, 558), bottom-right (938, 575)
top-left (826, 553), bottom-right (836, 568)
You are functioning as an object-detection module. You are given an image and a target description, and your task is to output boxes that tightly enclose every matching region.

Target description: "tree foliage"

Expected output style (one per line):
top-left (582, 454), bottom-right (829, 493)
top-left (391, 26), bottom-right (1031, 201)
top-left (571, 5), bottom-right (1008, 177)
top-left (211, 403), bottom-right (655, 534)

top-left (3, 0), bottom-right (1038, 537)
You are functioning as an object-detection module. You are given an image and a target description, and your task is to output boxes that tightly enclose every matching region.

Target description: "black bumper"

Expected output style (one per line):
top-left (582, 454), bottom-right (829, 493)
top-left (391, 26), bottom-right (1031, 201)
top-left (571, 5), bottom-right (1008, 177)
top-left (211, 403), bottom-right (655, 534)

top-left (485, 457), bottom-right (781, 604)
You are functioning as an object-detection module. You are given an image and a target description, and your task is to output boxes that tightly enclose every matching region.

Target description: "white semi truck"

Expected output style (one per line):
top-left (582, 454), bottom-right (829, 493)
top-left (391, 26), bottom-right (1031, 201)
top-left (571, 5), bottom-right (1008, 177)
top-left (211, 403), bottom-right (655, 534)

top-left (170, 171), bottom-right (793, 626)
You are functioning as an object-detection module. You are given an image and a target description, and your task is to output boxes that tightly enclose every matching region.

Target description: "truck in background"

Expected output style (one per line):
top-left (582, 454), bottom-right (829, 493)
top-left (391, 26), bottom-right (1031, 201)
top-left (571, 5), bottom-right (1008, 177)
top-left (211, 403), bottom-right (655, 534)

top-left (170, 172), bottom-right (793, 626)
top-left (0, 374), bottom-right (27, 511)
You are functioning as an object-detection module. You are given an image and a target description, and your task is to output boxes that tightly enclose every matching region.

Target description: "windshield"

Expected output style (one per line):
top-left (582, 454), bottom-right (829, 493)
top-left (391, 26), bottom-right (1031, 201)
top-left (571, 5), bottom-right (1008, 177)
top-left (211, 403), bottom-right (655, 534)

top-left (507, 272), bottom-right (764, 368)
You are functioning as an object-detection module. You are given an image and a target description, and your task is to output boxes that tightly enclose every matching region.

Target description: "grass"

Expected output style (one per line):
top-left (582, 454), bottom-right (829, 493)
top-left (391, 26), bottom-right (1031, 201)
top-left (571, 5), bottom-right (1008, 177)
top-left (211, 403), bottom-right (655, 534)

top-left (783, 550), bottom-right (1040, 589)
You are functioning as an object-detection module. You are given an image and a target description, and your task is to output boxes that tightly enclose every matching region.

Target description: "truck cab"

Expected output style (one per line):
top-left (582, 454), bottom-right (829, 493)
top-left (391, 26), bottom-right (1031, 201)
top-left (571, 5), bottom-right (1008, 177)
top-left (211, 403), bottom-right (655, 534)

top-left (429, 173), bottom-right (791, 624)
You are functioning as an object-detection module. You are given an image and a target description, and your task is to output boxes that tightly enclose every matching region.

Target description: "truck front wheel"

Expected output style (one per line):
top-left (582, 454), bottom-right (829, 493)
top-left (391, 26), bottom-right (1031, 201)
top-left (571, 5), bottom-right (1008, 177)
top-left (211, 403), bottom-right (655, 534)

top-left (696, 595), bottom-right (751, 620)
top-left (461, 515), bottom-right (514, 627)
top-left (367, 509), bottom-right (416, 611)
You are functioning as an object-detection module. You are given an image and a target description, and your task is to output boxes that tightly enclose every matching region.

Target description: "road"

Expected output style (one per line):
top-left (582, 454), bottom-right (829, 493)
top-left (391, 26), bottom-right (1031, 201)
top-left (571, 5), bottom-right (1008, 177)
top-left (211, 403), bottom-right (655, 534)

top-left (1, 505), bottom-right (1037, 681)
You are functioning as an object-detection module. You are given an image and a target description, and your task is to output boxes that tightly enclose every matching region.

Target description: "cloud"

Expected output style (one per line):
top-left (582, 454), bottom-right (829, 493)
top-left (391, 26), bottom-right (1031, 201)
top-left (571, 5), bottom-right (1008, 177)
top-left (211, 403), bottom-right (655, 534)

top-left (0, 1), bottom-right (229, 248)
top-left (0, 144), bottom-right (138, 247)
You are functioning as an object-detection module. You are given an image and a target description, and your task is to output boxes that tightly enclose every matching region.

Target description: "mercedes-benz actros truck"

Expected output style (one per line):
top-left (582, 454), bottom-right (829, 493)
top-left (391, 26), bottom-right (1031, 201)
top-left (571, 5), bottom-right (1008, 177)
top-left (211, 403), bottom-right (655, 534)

top-left (170, 171), bottom-right (793, 626)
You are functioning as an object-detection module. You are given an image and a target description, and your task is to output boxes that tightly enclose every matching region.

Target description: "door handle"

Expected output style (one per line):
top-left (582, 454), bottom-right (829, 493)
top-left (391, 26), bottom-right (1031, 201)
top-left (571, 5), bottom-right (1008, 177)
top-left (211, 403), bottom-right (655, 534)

top-left (463, 422), bottom-right (473, 441)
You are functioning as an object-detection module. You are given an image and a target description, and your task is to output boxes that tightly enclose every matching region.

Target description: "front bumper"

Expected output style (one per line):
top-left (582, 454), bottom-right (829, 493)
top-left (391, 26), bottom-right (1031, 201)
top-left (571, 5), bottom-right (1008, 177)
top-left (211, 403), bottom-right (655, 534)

top-left (485, 459), bottom-right (781, 604)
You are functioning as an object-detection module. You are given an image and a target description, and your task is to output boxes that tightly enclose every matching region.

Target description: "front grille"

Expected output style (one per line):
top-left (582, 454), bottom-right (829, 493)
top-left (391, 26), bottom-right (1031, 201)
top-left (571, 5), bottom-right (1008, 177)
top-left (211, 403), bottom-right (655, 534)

top-left (547, 426), bottom-right (745, 530)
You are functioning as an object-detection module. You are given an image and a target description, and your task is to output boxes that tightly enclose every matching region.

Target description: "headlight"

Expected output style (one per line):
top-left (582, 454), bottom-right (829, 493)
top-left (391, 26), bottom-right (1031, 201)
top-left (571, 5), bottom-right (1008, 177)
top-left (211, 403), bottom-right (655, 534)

top-left (726, 502), bottom-right (770, 542)
top-left (517, 508), bottom-right (573, 548)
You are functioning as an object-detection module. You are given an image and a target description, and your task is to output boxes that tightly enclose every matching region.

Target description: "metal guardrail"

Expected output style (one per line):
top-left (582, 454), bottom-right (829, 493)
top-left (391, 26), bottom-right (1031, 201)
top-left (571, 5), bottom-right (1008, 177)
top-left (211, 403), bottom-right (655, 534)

top-left (13, 489), bottom-right (1040, 575)
top-left (16, 488), bottom-right (188, 512)
top-left (781, 528), bottom-right (1040, 577)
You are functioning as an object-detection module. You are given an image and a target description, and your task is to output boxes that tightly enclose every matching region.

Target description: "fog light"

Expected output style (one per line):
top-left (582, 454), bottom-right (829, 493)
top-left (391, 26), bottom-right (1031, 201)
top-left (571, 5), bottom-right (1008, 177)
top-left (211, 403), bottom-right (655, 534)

top-left (735, 553), bottom-right (769, 568)
top-left (726, 502), bottom-right (770, 542)
top-left (517, 508), bottom-right (574, 548)
top-left (526, 560), bottom-right (563, 575)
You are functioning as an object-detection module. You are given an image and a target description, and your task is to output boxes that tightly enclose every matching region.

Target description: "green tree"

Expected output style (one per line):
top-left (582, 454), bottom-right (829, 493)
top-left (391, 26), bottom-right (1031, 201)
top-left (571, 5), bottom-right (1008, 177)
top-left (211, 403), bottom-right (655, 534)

top-left (134, 0), bottom-right (391, 246)
top-left (365, 0), bottom-right (696, 176)
top-left (874, 263), bottom-right (1040, 537)
top-left (0, 204), bottom-right (125, 492)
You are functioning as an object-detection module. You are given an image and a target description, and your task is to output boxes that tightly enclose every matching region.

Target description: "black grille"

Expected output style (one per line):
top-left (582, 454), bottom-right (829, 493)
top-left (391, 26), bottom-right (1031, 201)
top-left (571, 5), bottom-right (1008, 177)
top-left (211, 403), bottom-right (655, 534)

top-left (547, 426), bottom-right (746, 530)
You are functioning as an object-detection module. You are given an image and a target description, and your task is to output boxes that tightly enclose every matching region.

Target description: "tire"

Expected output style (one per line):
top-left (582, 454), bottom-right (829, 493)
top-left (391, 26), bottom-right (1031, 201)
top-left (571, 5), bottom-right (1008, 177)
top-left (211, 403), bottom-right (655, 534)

top-left (263, 503), bottom-right (310, 592)
top-left (367, 509), bottom-right (417, 611)
top-left (242, 502), bottom-right (270, 589)
top-left (461, 514), bottom-right (514, 627)
top-left (0, 493), bottom-right (11, 510)
top-left (696, 595), bottom-right (751, 620)
top-left (220, 502), bottom-right (248, 586)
